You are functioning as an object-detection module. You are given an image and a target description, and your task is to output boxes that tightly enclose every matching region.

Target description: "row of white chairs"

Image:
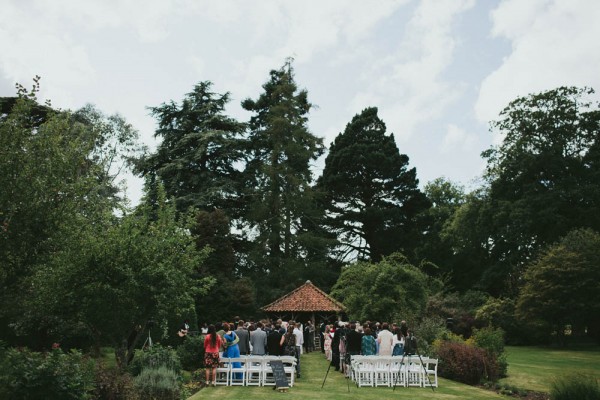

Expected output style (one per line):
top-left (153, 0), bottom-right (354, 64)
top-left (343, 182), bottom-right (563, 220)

top-left (216, 356), bottom-right (297, 387)
top-left (349, 355), bottom-right (438, 388)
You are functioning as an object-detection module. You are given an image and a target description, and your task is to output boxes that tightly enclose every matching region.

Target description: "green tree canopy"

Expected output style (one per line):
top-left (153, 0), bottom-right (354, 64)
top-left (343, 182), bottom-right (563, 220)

top-left (516, 228), bottom-right (600, 344)
top-left (318, 107), bottom-right (430, 262)
top-left (138, 81), bottom-right (246, 214)
top-left (330, 253), bottom-right (441, 324)
top-left (29, 185), bottom-right (213, 366)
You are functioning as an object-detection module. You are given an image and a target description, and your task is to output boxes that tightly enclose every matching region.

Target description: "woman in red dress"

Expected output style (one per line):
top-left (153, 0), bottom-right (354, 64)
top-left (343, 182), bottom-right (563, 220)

top-left (204, 324), bottom-right (222, 386)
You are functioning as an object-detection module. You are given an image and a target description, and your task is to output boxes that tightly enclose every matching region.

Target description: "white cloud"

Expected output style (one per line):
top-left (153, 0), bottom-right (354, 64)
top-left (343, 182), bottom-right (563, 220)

top-left (350, 0), bottom-right (475, 141)
top-left (475, 0), bottom-right (600, 123)
top-left (441, 123), bottom-right (477, 153)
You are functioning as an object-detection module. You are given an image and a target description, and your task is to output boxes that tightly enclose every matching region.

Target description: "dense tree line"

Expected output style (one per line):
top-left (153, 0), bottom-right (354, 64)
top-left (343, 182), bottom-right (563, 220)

top-left (1, 67), bottom-right (599, 360)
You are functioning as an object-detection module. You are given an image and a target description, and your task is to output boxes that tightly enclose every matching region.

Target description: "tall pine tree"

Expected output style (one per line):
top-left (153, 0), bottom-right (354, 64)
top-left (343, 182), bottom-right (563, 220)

top-left (241, 60), bottom-right (325, 298)
top-left (318, 107), bottom-right (430, 262)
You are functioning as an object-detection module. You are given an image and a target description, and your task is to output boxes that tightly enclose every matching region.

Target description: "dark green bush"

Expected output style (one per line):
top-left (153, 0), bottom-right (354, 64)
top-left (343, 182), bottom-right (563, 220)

top-left (129, 345), bottom-right (181, 376)
top-left (93, 363), bottom-right (139, 400)
top-left (133, 366), bottom-right (181, 400)
top-left (176, 335), bottom-right (204, 370)
top-left (551, 373), bottom-right (600, 400)
top-left (435, 341), bottom-right (499, 384)
top-left (414, 316), bottom-right (449, 356)
top-left (0, 347), bottom-right (95, 400)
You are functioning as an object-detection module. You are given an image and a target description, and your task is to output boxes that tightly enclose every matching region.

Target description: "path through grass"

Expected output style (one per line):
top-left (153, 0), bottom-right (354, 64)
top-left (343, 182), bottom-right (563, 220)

top-left (188, 351), bottom-right (505, 400)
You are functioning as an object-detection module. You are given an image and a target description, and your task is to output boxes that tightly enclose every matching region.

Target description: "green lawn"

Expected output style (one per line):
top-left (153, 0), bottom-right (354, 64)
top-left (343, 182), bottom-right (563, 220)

top-left (188, 351), bottom-right (506, 400)
top-left (500, 345), bottom-right (600, 393)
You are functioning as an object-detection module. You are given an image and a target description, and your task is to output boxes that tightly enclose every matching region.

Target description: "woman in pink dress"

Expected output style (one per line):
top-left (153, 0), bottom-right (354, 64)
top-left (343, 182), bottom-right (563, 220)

top-left (323, 325), bottom-right (332, 361)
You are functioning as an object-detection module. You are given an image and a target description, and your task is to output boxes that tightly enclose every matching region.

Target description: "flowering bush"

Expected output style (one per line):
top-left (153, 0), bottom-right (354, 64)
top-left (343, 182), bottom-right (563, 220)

top-left (434, 341), bottom-right (500, 384)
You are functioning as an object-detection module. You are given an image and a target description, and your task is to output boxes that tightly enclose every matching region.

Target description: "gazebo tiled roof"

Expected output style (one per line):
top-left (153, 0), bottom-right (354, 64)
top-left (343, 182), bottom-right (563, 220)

top-left (262, 280), bottom-right (346, 313)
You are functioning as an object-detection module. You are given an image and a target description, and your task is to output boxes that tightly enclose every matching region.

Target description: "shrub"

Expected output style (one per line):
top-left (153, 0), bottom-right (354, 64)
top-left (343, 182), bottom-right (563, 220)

top-left (0, 347), bottom-right (95, 400)
top-left (471, 326), bottom-right (508, 377)
top-left (129, 345), bottom-right (181, 376)
top-left (434, 341), bottom-right (499, 384)
top-left (93, 363), bottom-right (139, 400)
top-left (414, 316), bottom-right (449, 356)
top-left (551, 373), bottom-right (600, 400)
top-left (133, 366), bottom-right (181, 400)
top-left (176, 335), bottom-right (204, 371)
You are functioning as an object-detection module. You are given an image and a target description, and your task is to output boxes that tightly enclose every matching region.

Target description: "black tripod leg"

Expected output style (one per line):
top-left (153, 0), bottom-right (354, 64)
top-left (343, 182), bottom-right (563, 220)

top-left (392, 353), bottom-right (406, 391)
top-left (417, 353), bottom-right (435, 392)
top-left (321, 360), bottom-right (333, 388)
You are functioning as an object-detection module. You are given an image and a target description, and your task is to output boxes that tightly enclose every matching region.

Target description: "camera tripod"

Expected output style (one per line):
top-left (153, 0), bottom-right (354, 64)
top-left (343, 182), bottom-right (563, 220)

top-left (141, 326), bottom-right (153, 349)
top-left (392, 350), bottom-right (434, 392)
top-left (321, 336), bottom-right (351, 392)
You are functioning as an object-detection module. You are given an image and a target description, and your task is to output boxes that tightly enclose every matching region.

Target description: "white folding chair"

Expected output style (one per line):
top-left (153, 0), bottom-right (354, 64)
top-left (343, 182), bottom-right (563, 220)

top-left (245, 356), bottom-right (264, 386)
top-left (354, 356), bottom-right (375, 387)
top-left (229, 357), bottom-right (247, 386)
top-left (262, 356), bottom-right (279, 386)
top-left (423, 358), bottom-right (438, 388)
top-left (215, 357), bottom-right (231, 386)
top-left (390, 357), bottom-right (406, 387)
top-left (406, 356), bottom-right (423, 387)
top-left (280, 355), bottom-right (296, 387)
top-left (374, 357), bottom-right (392, 387)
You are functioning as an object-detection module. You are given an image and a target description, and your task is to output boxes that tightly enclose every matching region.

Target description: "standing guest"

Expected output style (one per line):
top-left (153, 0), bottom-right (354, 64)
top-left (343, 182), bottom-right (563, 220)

top-left (281, 325), bottom-right (299, 377)
top-left (400, 320), bottom-right (408, 337)
top-left (361, 327), bottom-right (377, 355)
top-left (200, 323), bottom-right (208, 335)
top-left (377, 323), bottom-right (394, 356)
top-left (203, 324), bottom-right (222, 387)
top-left (235, 320), bottom-right (250, 355)
top-left (330, 323), bottom-right (341, 371)
top-left (392, 327), bottom-right (405, 356)
top-left (319, 321), bottom-right (326, 353)
top-left (345, 322), bottom-right (362, 356)
top-left (250, 321), bottom-right (268, 355)
top-left (267, 324), bottom-right (283, 355)
top-left (306, 321), bottom-right (316, 352)
top-left (323, 325), bottom-right (333, 361)
top-left (293, 322), bottom-right (304, 378)
top-left (222, 323), bottom-right (242, 379)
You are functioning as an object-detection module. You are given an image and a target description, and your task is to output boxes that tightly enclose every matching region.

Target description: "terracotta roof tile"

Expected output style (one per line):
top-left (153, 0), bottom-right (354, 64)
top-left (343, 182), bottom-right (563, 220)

top-left (262, 280), bottom-right (346, 312)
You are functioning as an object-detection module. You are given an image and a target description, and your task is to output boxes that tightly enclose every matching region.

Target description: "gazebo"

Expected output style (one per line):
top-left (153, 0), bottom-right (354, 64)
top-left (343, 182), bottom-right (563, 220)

top-left (261, 280), bottom-right (347, 326)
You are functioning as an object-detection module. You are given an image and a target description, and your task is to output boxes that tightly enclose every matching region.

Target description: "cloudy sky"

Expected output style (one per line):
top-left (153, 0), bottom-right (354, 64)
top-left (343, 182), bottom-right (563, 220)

top-left (2, 0), bottom-right (599, 205)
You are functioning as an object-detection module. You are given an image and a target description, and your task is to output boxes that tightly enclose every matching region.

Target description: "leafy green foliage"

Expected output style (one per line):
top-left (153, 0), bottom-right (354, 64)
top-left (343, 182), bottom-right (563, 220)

top-left (319, 107), bottom-right (430, 262)
top-left (138, 81), bottom-right (246, 214)
top-left (0, 347), bottom-right (95, 400)
top-left (330, 253), bottom-right (439, 323)
top-left (241, 60), bottom-right (327, 300)
top-left (28, 184), bottom-right (213, 366)
top-left (129, 345), bottom-right (181, 376)
top-left (133, 366), bottom-right (181, 400)
top-left (470, 326), bottom-right (507, 377)
top-left (176, 335), bottom-right (205, 371)
top-left (516, 228), bottom-right (600, 344)
top-left (93, 362), bottom-right (139, 400)
top-left (551, 373), bottom-right (600, 400)
top-left (0, 87), bottom-right (143, 348)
